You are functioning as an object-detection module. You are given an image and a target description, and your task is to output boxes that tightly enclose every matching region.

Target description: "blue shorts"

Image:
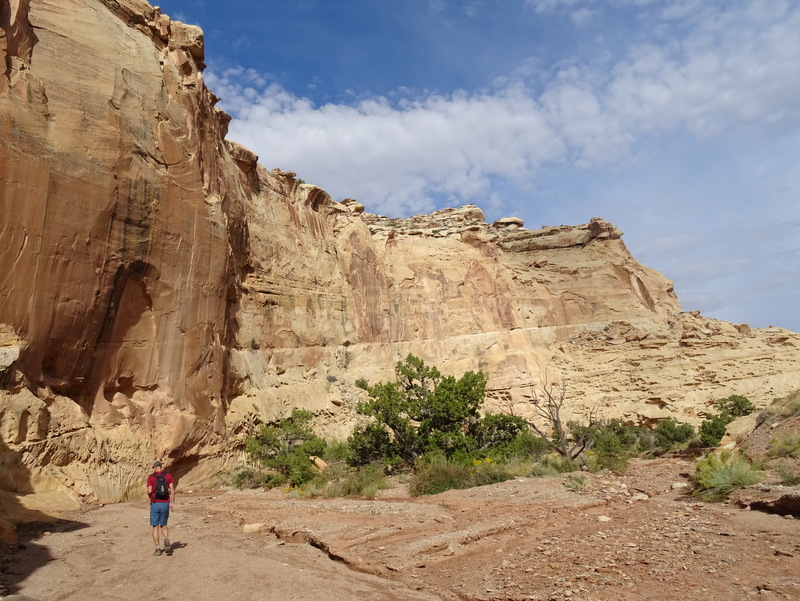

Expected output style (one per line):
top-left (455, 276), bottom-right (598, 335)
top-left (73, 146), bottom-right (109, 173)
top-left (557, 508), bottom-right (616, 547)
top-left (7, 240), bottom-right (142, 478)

top-left (150, 502), bottom-right (170, 527)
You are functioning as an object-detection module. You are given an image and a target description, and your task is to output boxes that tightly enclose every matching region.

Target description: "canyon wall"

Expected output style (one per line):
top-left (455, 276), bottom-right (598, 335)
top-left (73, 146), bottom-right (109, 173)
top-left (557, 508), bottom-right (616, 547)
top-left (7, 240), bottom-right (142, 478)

top-left (1, 0), bottom-right (799, 517)
top-left (0, 0), bottom-right (252, 503)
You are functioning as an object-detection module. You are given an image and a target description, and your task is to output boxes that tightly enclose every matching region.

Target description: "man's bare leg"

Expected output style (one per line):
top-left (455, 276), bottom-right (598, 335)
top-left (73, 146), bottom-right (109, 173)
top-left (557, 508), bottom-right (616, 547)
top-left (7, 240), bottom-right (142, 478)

top-left (162, 525), bottom-right (171, 553)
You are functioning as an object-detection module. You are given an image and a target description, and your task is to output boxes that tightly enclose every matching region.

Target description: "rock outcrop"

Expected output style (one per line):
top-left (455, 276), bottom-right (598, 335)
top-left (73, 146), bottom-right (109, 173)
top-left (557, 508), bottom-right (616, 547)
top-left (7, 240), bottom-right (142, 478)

top-left (1, 0), bottom-right (250, 504)
top-left (2, 0), bottom-right (799, 517)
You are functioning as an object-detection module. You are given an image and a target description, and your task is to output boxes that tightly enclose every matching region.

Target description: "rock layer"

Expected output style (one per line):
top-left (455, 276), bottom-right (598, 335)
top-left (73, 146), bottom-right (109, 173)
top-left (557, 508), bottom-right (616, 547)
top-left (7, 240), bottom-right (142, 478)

top-left (1, 0), bottom-right (799, 513)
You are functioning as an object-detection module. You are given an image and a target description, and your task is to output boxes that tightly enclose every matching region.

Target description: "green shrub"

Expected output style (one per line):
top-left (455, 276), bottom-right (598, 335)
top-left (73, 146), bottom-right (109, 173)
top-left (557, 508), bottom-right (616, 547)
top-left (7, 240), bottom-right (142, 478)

top-left (348, 423), bottom-right (396, 467)
top-left (563, 473), bottom-right (586, 491)
top-left (408, 453), bottom-right (513, 496)
top-left (231, 467), bottom-right (287, 489)
top-left (351, 361), bottom-right (749, 488)
top-left (756, 392), bottom-right (800, 426)
top-left (698, 413), bottom-right (733, 447)
top-left (409, 454), bottom-right (474, 496)
top-left (715, 395), bottom-right (755, 417)
top-left (604, 419), bottom-right (652, 452)
top-left (776, 464), bottom-right (800, 486)
top-left (767, 432), bottom-right (800, 458)
top-left (693, 451), bottom-right (763, 500)
top-left (778, 391), bottom-right (800, 418)
top-left (231, 467), bottom-right (260, 489)
top-left (309, 462), bottom-right (388, 498)
top-left (755, 409), bottom-right (775, 427)
top-left (494, 456), bottom-right (555, 478)
top-left (507, 430), bottom-right (552, 459)
top-left (538, 454), bottom-right (577, 474)
top-left (587, 429), bottom-right (628, 472)
top-left (695, 395), bottom-right (756, 449)
top-left (350, 355), bottom-right (488, 464)
top-left (478, 429), bottom-right (552, 465)
top-left (471, 413), bottom-right (528, 454)
top-left (695, 395), bottom-right (756, 448)
top-left (470, 460), bottom-right (515, 487)
top-left (523, 462), bottom-right (564, 477)
top-left (243, 409), bottom-right (327, 487)
top-left (323, 440), bottom-right (352, 463)
top-left (569, 419), bottom-right (650, 472)
top-left (282, 448), bottom-right (323, 486)
top-left (585, 449), bottom-right (629, 473)
top-left (654, 418), bottom-right (696, 450)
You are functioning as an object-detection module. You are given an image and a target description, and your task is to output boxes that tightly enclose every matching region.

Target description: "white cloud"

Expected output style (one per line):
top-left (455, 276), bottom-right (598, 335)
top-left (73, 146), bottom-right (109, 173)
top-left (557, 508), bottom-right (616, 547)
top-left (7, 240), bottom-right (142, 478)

top-left (569, 7), bottom-right (597, 27)
top-left (205, 1), bottom-right (800, 330)
top-left (230, 0), bottom-right (800, 212)
top-left (526, 0), bottom-right (585, 12)
top-left (210, 76), bottom-right (564, 214)
top-left (526, 0), bottom-right (658, 13)
top-left (428, 0), bottom-right (446, 14)
top-left (605, 4), bottom-right (800, 138)
top-left (464, 1), bottom-right (482, 17)
top-left (659, 0), bottom-right (712, 21)
top-left (210, 2), bottom-right (800, 210)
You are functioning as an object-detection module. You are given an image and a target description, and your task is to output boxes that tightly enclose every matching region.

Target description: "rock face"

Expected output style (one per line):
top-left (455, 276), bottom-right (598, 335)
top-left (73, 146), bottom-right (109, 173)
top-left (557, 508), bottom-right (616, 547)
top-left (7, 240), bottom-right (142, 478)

top-left (2, 0), bottom-right (800, 512)
top-left (0, 0), bottom-right (250, 503)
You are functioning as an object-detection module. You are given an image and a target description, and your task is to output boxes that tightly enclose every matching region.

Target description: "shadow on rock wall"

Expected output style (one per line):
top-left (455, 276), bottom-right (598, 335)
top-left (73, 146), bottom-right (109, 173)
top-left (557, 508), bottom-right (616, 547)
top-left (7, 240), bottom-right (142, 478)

top-left (0, 436), bottom-right (88, 597)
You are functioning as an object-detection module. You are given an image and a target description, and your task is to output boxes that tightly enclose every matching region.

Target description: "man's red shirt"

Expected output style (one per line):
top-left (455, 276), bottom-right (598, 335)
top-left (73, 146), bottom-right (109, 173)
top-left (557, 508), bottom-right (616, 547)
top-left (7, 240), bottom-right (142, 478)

top-left (147, 472), bottom-right (174, 504)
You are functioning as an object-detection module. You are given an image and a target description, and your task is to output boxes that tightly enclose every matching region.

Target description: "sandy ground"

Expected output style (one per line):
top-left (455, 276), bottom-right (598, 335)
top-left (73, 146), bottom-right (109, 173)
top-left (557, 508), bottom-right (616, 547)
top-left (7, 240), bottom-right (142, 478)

top-left (3, 458), bottom-right (800, 601)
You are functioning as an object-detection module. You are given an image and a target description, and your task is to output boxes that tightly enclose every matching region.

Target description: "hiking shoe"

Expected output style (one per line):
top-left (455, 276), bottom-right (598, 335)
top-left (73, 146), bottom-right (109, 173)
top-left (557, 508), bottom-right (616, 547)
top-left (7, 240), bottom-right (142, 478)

top-left (164, 538), bottom-right (172, 555)
top-left (153, 547), bottom-right (163, 556)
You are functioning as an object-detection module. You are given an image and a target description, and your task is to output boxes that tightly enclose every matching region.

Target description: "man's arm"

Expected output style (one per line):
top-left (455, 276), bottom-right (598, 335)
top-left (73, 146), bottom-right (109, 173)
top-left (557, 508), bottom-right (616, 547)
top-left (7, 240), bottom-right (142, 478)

top-left (169, 479), bottom-right (176, 507)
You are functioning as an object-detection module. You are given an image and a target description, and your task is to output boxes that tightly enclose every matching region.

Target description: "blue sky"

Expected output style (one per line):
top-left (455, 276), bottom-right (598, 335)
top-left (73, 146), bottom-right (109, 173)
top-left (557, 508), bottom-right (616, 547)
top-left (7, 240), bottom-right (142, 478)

top-left (156, 0), bottom-right (800, 332)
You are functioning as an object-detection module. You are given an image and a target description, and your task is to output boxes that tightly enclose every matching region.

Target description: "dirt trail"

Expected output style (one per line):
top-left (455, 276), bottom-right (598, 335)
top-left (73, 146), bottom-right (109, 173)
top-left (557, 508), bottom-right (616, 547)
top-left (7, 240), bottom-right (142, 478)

top-left (3, 458), bottom-right (800, 601)
top-left (1, 496), bottom-right (440, 601)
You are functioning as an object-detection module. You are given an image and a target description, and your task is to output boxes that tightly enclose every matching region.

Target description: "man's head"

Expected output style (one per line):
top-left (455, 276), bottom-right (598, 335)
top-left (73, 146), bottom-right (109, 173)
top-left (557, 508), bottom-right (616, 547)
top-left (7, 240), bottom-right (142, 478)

top-left (153, 460), bottom-right (163, 472)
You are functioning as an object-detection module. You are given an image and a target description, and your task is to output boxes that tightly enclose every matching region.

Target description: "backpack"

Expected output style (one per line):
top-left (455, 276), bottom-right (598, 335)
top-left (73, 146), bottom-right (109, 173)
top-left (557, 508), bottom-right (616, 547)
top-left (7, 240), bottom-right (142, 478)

top-left (153, 473), bottom-right (169, 500)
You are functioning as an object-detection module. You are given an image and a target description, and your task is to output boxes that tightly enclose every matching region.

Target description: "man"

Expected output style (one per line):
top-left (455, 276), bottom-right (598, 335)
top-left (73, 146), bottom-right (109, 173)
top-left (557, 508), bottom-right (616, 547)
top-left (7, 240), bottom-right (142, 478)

top-left (147, 460), bottom-right (175, 556)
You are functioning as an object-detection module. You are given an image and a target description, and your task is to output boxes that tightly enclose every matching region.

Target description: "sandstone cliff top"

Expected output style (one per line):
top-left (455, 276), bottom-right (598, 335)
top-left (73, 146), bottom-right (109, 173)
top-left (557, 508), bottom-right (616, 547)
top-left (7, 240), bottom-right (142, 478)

top-left (340, 202), bottom-right (624, 253)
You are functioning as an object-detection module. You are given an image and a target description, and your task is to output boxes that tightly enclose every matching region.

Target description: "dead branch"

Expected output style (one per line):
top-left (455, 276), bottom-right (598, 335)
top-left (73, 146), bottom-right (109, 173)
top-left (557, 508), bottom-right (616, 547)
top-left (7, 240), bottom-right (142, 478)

top-left (511, 380), bottom-right (598, 461)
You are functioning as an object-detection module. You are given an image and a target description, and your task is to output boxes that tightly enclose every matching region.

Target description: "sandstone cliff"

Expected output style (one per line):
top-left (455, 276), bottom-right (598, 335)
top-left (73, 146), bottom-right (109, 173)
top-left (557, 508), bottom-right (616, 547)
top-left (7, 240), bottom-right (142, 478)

top-left (1, 0), bottom-right (799, 516)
